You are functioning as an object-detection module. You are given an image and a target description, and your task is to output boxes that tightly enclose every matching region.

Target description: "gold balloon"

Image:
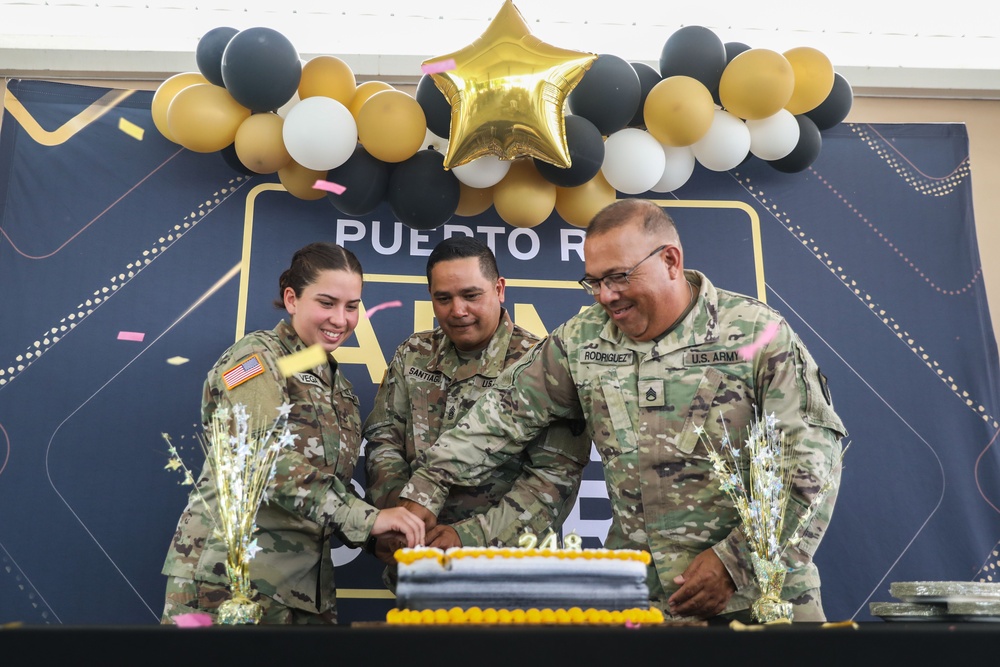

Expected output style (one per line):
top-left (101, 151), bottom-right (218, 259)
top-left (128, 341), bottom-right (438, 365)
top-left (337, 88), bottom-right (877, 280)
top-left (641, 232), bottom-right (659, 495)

top-left (783, 47), bottom-right (835, 115)
top-left (278, 159), bottom-right (327, 200)
top-left (455, 182), bottom-right (494, 217)
top-left (152, 71), bottom-right (209, 143)
top-left (423, 0), bottom-right (597, 169)
top-left (348, 81), bottom-right (395, 122)
top-left (299, 55), bottom-right (357, 106)
top-left (718, 49), bottom-right (795, 120)
top-left (493, 159), bottom-right (556, 228)
top-left (234, 113), bottom-right (291, 174)
top-left (356, 90), bottom-right (427, 163)
top-left (644, 76), bottom-right (715, 147)
top-left (555, 171), bottom-right (616, 228)
top-left (167, 83), bottom-right (251, 153)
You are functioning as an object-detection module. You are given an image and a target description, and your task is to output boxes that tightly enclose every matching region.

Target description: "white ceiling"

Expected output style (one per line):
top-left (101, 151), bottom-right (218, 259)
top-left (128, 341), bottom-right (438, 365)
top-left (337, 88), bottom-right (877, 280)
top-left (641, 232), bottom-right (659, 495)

top-left (1, 0), bottom-right (998, 98)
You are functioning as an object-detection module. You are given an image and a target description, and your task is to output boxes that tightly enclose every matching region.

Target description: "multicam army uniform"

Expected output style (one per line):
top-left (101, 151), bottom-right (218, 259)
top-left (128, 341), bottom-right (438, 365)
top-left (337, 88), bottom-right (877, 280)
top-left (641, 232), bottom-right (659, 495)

top-left (161, 320), bottom-right (370, 624)
top-left (401, 271), bottom-right (847, 621)
top-left (364, 309), bottom-right (589, 549)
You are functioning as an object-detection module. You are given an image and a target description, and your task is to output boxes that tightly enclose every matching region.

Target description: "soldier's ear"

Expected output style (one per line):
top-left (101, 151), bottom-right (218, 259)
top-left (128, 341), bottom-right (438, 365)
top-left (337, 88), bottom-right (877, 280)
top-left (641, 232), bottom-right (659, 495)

top-left (283, 286), bottom-right (298, 314)
top-left (663, 245), bottom-right (683, 277)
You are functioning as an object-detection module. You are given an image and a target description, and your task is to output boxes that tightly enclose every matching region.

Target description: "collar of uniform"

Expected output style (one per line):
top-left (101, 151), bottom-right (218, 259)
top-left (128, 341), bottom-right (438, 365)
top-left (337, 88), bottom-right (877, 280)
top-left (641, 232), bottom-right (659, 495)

top-left (275, 319), bottom-right (334, 387)
top-left (596, 270), bottom-right (720, 358)
top-left (661, 270), bottom-right (720, 353)
top-left (426, 308), bottom-right (514, 381)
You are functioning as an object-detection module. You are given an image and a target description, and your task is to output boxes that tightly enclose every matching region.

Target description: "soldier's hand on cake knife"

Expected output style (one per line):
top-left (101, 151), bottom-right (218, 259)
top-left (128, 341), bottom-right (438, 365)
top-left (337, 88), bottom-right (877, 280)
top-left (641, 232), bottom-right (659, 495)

top-left (372, 506), bottom-right (427, 547)
top-left (373, 533), bottom-right (409, 564)
top-left (398, 499), bottom-right (438, 531)
top-left (425, 524), bottom-right (462, 549)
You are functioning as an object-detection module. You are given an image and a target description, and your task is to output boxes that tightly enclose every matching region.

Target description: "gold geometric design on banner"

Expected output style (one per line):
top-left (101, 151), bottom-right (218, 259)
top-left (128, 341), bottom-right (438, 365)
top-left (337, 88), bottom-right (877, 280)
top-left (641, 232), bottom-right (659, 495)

top-left (4, 87), bottom-right (135, 146)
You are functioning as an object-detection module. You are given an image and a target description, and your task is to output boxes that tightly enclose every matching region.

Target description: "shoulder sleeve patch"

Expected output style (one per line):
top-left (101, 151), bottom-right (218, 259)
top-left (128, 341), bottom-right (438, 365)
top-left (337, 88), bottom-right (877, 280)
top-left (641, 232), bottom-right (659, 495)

top-left (221, 353), bottom-right (266, 390)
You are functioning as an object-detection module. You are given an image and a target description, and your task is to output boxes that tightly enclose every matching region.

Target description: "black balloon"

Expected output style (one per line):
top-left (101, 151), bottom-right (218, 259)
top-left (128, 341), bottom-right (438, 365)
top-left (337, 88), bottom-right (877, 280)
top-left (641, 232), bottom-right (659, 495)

top-left (326, 144), bottom-right (390, 216)
top-left (805, 72), bottom-right (854, 131)
top-left (416, 74), bottom-right (452, 140)
top-left (387, 150), bottom-right (461, 230)
top-left (627, 62), bottom-right (663, 128)
top-left (195, 26), bottom-right (238, 87)
top-left (219, 142), bottom-right (256, 176)
top-left (535, 115), bottom-right (605, 188)
top-left (567, 53), bottom-right (641, 136)
top-left (725, 41), bottom-right (753, 64)
top-left (767, 115), bottom-right (822, 173)
top-left (221, 27), bottom-right (301, 112)
top-left (659, 26), bottom-right (727, 99)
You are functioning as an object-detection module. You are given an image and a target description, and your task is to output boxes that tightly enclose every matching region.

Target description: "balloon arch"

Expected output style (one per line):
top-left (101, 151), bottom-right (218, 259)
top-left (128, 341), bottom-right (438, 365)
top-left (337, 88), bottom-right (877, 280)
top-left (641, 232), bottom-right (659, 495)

top-left (152, 1), bottom-right (853, 232)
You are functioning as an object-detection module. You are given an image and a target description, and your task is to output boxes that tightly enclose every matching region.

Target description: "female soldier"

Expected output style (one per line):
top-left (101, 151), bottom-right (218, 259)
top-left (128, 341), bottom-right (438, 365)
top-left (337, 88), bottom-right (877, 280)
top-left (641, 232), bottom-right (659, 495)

top-left (161, 242), bottom-right (424, 624)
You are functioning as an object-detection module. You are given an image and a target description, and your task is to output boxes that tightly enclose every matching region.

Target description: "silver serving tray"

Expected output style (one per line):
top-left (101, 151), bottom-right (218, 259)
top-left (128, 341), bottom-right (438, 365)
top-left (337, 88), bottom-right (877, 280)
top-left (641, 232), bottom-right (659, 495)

top-left (889, 581), bottom-right (1000, 604)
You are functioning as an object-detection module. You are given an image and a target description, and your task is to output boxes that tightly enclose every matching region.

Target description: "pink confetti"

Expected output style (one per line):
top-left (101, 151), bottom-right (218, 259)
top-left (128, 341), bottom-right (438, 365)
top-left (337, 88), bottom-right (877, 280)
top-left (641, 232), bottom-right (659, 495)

top-left (365, 300), bottom-right (403, 319)
top-left (117, 331), bottom-right (145, 342)
top-left (421, 59), bottom-right (456, 74)
top-left (737, 321), bottom-right (780, 360)
top-left (172, 612), bottom-right (213, 627)
top-left (625, 620), bottom-right (641, 629)
top-left (312, 179), bottom-right (346, 195)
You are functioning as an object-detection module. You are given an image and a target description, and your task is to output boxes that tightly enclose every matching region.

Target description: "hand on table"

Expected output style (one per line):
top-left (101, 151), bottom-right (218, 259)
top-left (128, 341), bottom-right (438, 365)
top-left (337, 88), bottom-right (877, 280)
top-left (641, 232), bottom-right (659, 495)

top-left (668, 548), bottom-right (736, 619)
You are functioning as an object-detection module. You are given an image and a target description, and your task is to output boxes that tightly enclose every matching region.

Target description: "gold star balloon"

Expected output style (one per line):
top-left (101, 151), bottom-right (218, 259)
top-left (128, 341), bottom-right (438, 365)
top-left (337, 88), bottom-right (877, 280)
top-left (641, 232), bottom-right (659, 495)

top-left (424, 0), bottom-right (597, 170)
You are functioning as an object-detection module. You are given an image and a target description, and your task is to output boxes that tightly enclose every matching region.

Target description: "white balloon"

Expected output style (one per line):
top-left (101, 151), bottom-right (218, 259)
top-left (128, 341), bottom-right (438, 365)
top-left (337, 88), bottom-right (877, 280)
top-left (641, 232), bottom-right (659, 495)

top-left (423, 127), bottom-right (448, 154)
top-left (691, 109), bottom-right (751, 172)
top-left (452, 155), bottom-right (511, 189)
top-left (601, 128), bottom-right (666, 195)
top-left (282, 96), bottom-right (358, 171)
top-left (747, 109), bottom-right (800, 160)
top-left (650, 145), bottom-right (695, 193)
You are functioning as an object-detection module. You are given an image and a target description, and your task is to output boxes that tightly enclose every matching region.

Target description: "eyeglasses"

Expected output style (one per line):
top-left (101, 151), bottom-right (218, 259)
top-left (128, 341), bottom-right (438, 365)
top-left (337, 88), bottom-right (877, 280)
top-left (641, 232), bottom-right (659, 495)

top-left (578, 245), bottom-right (667, 296)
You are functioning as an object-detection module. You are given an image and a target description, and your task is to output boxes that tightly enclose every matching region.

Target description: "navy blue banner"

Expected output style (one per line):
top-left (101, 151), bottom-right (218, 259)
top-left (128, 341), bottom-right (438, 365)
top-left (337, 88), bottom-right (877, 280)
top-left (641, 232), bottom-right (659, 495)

top-left (1, 80), bottom-right (998, 624)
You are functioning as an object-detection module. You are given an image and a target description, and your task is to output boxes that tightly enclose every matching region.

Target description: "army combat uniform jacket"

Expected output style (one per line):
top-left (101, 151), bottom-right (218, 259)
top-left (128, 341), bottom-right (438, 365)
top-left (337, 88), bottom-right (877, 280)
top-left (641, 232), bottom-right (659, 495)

top-left (364, 309), bottom-right (589, 547)
top-left (162, 320), bottom-right (373, 620)
top-left (401, 271), bottom-right (847, 619)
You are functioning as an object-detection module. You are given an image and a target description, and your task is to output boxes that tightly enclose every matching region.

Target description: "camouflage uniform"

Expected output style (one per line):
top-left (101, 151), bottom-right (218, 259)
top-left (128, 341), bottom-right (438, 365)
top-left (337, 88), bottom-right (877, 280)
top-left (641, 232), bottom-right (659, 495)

top-left (364, 309), bottom-right (589, 548)
top-left (161, 319), bottom-right (371, 624)
top-left (401, 271), bottom-right (847, 620)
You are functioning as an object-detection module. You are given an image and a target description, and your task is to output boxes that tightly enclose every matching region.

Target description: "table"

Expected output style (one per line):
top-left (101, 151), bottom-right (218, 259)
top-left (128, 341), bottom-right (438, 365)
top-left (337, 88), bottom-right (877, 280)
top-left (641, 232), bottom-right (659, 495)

top-left (3, 622), bottom-right (996, 665)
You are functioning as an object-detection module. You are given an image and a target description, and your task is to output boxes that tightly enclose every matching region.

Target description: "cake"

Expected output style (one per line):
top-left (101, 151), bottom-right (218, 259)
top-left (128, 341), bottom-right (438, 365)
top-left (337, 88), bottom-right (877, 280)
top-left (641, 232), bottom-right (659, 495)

top-left (386, 545), bottom-right (664, 625)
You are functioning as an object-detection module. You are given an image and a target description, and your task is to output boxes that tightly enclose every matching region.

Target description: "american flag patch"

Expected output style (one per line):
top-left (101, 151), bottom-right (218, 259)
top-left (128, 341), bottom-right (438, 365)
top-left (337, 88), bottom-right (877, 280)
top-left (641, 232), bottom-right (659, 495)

top-left (222, 354), bottom-right (265, 390)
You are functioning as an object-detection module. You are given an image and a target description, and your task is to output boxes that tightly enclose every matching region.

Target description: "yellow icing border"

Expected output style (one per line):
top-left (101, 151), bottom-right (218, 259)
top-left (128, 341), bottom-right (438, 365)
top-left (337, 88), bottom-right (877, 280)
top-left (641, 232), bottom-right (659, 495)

top-left (386, 607), bottom-right (664, 625)
top-left (394, 547), bottom-right (652, 566)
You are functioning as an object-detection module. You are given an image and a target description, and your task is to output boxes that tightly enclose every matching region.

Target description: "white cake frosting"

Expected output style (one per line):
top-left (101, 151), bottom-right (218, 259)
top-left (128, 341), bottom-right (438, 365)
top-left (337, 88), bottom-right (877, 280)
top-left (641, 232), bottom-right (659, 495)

top-left (393, 546), bottom-right (654, 615)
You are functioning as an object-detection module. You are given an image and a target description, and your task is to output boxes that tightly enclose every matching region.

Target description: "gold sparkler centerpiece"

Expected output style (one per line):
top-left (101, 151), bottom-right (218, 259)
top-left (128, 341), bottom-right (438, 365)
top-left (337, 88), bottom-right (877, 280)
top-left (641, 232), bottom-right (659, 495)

top-left (163, 402), bottom-right (297, 624)
top-left (695, 411), bottom-right (840, 624)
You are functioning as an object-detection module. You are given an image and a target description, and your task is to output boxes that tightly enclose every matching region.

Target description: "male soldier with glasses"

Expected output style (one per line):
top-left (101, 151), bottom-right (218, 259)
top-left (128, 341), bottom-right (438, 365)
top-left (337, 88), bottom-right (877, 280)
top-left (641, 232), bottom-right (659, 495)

top-left (399, 198), bottom-right (847, 622)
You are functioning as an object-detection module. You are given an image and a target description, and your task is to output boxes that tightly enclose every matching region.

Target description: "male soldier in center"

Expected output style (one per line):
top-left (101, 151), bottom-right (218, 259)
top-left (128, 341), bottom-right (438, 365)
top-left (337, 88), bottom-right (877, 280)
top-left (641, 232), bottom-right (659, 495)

top-left (363, 236), bottom-right (590, 586)
top-left (397, 199), bottom-right (847, 621)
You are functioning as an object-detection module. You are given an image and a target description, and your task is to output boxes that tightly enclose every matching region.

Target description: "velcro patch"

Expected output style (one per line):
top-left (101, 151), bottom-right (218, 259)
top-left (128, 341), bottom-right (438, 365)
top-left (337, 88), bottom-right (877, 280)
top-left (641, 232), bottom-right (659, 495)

top-left (684, 349), bottom-right (743, 366)
top-left (578, 349), bottom-right (634, 365)
top-left (407, 366), bottom-right (443, 383)
top-left (294, 372), bottom-right (325, 389)
top-left (222, 354), bottom-right (266, 390)
top-left (638, 379), bottom-right (665, 407)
